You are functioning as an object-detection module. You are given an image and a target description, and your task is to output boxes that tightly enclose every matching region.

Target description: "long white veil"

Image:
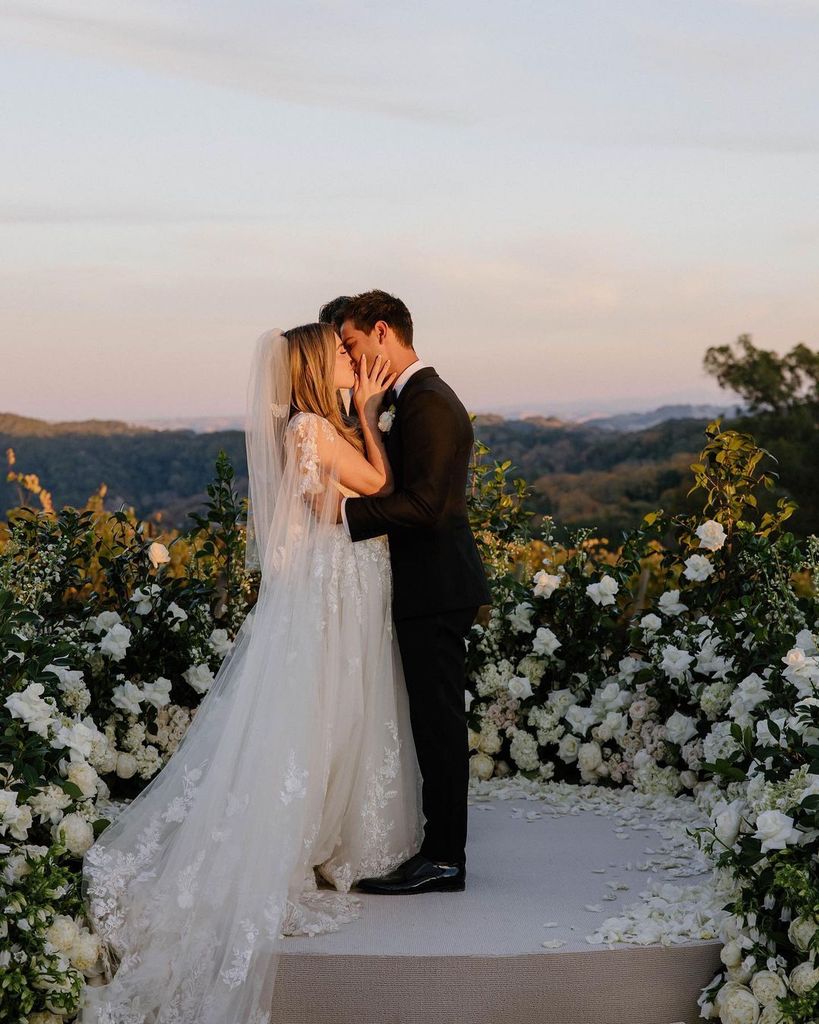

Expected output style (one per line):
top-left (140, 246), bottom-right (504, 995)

top-left (78, 328), bottom-right (346, 1023)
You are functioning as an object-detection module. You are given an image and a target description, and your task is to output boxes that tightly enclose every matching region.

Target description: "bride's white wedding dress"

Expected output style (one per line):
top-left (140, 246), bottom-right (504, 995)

top-left (78, 334), bottom-right (423, 1024)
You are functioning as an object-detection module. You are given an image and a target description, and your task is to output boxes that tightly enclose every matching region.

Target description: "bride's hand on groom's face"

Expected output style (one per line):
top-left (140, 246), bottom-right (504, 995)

top-left (352, 353), bottom-right (397, 419)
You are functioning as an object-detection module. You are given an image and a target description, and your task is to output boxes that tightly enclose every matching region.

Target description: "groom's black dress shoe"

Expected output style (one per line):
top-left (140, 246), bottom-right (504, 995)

top-left (355, 853), bottom-right (465, 895)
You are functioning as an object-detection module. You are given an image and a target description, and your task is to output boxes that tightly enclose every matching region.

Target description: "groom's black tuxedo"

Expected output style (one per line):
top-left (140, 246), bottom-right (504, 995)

top-left (344, 366), bottom-right (490, 620)
top-left (345, 365), bottom-right (490, 865)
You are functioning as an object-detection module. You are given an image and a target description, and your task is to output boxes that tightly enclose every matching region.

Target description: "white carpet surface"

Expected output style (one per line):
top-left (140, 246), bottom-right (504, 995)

top-left (279, 782), bottom-right (720, 956)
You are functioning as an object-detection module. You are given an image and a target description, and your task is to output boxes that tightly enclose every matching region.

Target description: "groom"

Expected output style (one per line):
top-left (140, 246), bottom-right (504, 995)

top-left (337, 290), bottom-right (490, 894)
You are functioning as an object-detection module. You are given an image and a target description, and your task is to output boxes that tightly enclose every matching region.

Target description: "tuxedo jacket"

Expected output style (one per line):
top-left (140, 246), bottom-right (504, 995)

top-left (344, 366), bottom-right (491, 621)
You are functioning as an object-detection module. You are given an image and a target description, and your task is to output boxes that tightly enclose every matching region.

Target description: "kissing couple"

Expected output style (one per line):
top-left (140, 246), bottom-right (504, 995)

top-left (77, 289), bottom-right (491, 1024)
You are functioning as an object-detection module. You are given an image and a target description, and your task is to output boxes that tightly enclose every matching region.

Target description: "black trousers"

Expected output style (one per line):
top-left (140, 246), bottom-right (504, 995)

top-left (394, 605), bottom-right (478, 865)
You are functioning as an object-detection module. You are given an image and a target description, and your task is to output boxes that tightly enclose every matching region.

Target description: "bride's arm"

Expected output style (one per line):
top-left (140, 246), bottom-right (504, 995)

top-left (316, 353), bottom-right (396, 497)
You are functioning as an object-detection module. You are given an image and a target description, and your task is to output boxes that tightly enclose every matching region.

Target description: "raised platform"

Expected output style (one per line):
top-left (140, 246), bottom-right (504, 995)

top-left (270, 782), bottom-right (722, 1024)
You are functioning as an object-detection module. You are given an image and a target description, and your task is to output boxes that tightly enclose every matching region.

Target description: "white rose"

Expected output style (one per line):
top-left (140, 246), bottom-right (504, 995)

top-left (577, 740), bottom-right (603, 775)
top-left (665, 711), bottom-right (698, 746)
top-left (27, 784), bottom-right (72, 825)
top-left (148, 541), bottom-right (171, 568)
top-left (99, 623), bottom-right (132, 662)
top-left (557, 733), bottom-right (580, 763)
top-left (714, 799), bottom-right (746, 848)
top-left (696, 519), bottom-right (727, 552)
top-left (45, 915), bottom-right (80, 952)
top-left (586, 575), bottom-right (619, 607)
top-left (111, 680), bottom-right (143, 715)
top-left (54, 813), bottom-right (94, 855)
top-left (640, 612), bottom-right (662, 634)
top-left (4, 682), bottom-right (56, 738)
top-left (6, 803), bottom-right (32, 840)
top-left (753, 810), bottom-right (800, 853)
top-left (749, 972), bottom-right (787, 1007)
top-left (129, 587), bottom-right (153, 615)
top-left (141, 676), bottom-right (172, 709)
top-left (661, 645), bottom-right (694, 681)
top-left (658, 589), bottom-right (688, 616)
top-left (469, 752), bottom-right (494, 780)
top-left (183, 663), bottom-right (215, 695)
top-left (208, 628), bottom-right (233, 657)
top-left (507, 675), bottom-right (533, 700)
top-left (377, 409), bottom-right (395, 433)
top-left (69, 930), bottom-right (101, 972)
top-left (50, 716), bottom-right (102, 762)
top-left (796, 629), bottom-right (818, 656)
top-left (115, 752), bottom-right (138, 779)
top-left (720, 940), bottom-right (744, 968)
top-left (717, 984), bottom-right (760, 1024)
top-left (564, 703), bottom-right (596, 737)
top-left (507, 603), bottom-right (535, 633)
top-left (166, 602), bottom-right (188, 630)
top-left (533, 570), bottom-right (562, 599)
top-left (66, 761), bottom-right (99, 799)
top-left (789, 961), bottom-right (819, 996)
top-left (87, 609), bottom-right (122, 635)
top-left (684, 554), bottom-right (715, 582)
top-left (788, 916), bottom-right (819, 952)
top-left (532, 626), bottom-right (561, 658)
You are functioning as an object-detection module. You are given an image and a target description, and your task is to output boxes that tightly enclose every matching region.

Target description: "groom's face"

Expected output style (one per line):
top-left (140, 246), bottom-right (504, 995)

top-left (340, 318), bottom-right (383, 367)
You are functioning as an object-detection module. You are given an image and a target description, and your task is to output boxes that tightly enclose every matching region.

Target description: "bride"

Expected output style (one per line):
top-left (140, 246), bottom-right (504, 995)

top-left (78, 323), bottom-right (423, 1023)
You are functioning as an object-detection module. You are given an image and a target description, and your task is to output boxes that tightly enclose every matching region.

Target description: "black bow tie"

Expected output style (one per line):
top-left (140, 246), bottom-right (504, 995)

top-left (382, 387), bottom-right (398, 409)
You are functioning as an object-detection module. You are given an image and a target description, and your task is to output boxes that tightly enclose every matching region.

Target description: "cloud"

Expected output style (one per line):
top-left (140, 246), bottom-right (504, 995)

top-left (1, 0), bottom-right (468, 124)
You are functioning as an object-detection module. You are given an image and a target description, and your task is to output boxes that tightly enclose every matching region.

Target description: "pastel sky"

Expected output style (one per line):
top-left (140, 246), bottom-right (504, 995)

top-left (1, 0), bottom-right (818, 421)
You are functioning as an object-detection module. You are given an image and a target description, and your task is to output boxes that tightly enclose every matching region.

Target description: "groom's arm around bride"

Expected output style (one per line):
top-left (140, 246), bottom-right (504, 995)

top-left (338, 290), bottom-right (490, 892)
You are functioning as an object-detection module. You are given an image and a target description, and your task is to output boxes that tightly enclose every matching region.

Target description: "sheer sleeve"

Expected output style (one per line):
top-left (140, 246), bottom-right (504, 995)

top-left (287, 412), bottom-right (337, 497)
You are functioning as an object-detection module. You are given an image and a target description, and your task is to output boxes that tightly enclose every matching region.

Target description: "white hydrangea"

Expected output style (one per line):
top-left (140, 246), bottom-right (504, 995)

top-left (700, 681), bottom-right (734, 720)
top-left (509, 729), bottom-right (540, 771)
top-left (703, 722), bottom-right (740, 764)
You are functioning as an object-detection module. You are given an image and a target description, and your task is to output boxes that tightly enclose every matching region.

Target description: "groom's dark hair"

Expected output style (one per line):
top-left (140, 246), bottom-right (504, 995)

top-left (318, 295), bottom-right (351, 330)
top-left (342, 290), bottom-right (414, 348)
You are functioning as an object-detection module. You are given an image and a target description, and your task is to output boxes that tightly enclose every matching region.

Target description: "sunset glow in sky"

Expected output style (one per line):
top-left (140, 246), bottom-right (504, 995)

top-left (2, 0), bottom-right (818, 421)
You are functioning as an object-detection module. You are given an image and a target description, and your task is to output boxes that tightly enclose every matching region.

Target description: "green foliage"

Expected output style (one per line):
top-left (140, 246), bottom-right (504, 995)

top-left (704, 334), bottom-right (819, 415)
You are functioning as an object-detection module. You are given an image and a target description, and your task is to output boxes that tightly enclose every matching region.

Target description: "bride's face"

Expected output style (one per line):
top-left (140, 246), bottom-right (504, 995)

top-left (333, 332), bottom-right (356, 390)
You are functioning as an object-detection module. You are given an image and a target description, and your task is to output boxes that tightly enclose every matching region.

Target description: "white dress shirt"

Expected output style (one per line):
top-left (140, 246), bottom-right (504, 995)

top-left (340, 358), bottom-right (425, 536)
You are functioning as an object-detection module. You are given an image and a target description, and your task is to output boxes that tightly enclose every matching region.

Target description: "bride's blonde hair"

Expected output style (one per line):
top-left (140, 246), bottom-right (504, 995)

top-left (284, 322), bottom-right (364, 453)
